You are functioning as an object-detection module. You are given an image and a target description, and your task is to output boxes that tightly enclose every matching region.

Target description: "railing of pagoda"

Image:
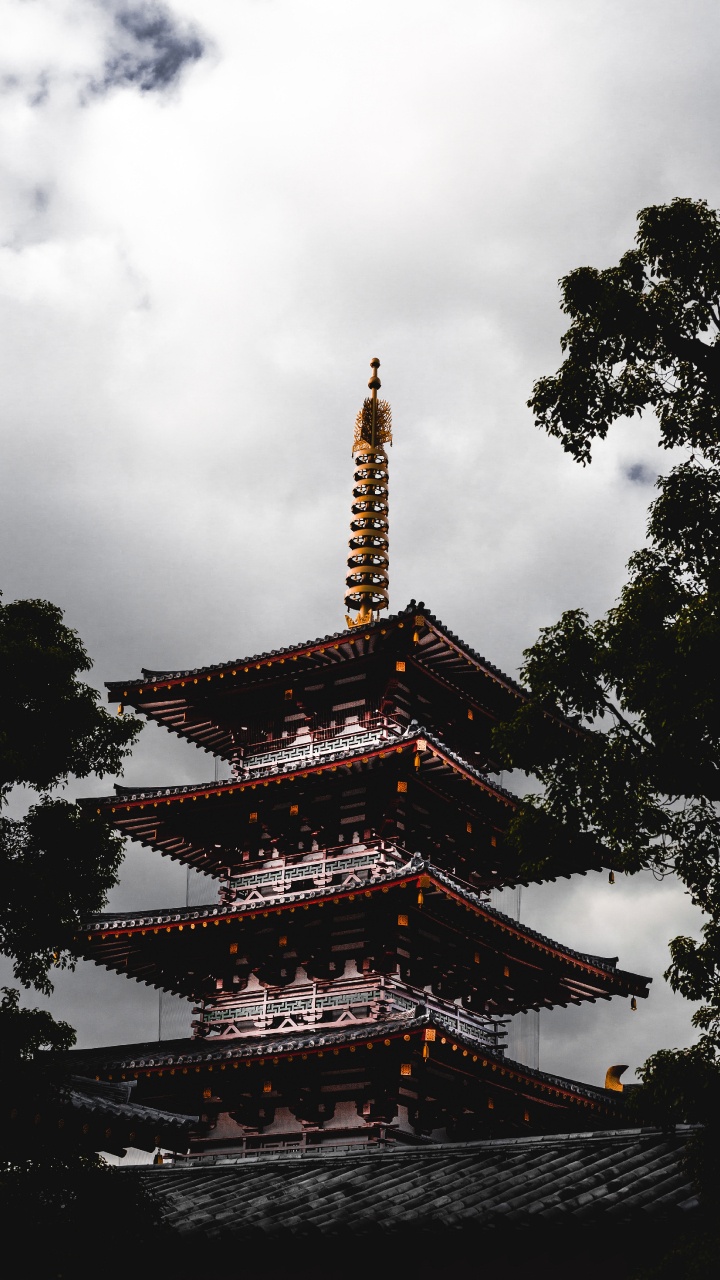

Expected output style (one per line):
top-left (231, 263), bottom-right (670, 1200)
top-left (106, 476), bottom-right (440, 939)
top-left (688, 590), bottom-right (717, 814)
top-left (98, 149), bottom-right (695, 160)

top-left (221, 842), bottom-right (414, 904)
top-left (198, 973), bottom-right (505, 1049)
top-left (231, 715), bottom-right (404, 780)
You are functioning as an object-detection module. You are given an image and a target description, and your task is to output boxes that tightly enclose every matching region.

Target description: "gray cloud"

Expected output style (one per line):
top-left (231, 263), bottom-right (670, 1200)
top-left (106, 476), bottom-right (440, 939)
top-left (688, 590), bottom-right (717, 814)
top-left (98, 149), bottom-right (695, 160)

top-left (0, 1), bottom-right (206, 108)
top-left (93, 1), bottom-right (206, 94)
top-left (624, 462), bottom-right (657, 485)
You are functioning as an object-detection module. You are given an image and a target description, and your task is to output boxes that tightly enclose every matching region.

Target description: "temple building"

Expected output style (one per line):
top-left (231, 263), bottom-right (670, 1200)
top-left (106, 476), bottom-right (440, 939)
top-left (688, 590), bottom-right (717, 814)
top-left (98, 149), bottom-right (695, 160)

top-left (73, 361), bottom-right (650, 1159)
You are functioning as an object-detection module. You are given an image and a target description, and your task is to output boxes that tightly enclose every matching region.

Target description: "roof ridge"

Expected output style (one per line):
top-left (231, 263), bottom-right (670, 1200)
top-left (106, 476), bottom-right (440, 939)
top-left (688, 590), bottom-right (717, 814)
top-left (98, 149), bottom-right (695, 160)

top-left (128, 1125), bottom-right (700, 1173)
top-left (105, 601), bottom-right (527, 696)
top-left (91, 724), bottom-right (517, 807)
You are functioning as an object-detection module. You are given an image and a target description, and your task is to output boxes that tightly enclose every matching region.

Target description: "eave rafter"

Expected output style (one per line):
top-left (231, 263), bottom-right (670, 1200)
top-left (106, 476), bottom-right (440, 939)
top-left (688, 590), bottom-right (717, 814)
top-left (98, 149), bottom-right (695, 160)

top-left (107, 605), bottom-right (529, 720)
top-left (94, 733), bottom-right (514, 816)
top-left (77, 865), bottom-right (650, 1013)
top-left (85, 732), bottom-right (518, 873)
top-left (77, 1016), bottom-right (618, 1125)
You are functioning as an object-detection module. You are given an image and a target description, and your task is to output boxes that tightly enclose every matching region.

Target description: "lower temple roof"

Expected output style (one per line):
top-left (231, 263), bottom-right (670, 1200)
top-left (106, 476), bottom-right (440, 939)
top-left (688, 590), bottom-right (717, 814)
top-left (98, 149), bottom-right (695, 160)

top-left (6, 1075), bottom-right (196, 1158)
top-left (70, 1009), bottom-right (619, 1128)
top-left (130, 1126), bottom-right (698, 1231)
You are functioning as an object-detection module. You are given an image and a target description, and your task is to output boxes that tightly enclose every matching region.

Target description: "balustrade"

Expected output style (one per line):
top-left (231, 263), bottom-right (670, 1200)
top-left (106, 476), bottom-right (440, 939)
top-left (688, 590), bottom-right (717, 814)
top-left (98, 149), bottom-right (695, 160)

top-left (223, 842), bottom-right (412, 903)
top-left (200, 972), bottom-right (504, 1049)
top-left (231, 715), bottom-right (403, 780)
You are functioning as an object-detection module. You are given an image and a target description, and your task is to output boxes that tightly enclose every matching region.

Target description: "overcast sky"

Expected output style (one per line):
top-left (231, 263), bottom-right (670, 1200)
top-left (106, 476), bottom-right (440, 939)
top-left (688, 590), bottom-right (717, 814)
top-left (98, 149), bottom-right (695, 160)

top-left (1, 0), bottom-right (716, 1087)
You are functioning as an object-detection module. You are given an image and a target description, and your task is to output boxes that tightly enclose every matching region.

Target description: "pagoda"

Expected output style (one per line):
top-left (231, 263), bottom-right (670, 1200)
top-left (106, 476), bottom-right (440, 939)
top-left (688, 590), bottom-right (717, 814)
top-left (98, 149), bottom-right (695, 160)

top-left (74, 361), bottom-right (650, 1158)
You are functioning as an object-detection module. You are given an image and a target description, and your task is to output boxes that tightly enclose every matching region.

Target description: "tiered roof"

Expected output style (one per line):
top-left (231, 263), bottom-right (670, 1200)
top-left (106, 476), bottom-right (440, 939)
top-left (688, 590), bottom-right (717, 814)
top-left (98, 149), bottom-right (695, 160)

top-left (106, 603), bottom-right (530, 759)
top-left (71, 1010), bottom-right (620, 1142)
top-left (77, 595), bottom-right (646, 1151)
top-left (87, 724), bottom-right (599, 885)
top-left (77, 859), bottom-right (649, 1013)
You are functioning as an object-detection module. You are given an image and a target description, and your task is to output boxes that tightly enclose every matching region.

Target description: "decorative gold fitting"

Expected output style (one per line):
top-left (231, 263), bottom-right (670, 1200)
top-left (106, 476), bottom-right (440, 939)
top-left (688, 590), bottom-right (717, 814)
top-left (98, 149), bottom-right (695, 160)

top-left (604, 1064), bottom-right (628, 1091)
top-left (346, 358), bottom-right (392, 626)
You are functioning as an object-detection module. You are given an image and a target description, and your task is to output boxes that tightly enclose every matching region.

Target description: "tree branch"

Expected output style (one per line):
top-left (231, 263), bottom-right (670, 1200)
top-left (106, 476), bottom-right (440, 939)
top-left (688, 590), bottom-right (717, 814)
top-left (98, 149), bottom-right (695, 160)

top-left (602, 696), bottom-right (652, 748)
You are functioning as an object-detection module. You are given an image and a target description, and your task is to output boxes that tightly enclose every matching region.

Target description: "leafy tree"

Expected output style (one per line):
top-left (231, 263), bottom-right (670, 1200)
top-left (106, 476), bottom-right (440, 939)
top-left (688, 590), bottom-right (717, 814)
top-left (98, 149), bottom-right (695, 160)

top-left (0, 990), bottom-right (164, 1273)
top-left (493, 198), bottom-right (720, 1150)
top-left (0, 593), bottom-right (140, 1159)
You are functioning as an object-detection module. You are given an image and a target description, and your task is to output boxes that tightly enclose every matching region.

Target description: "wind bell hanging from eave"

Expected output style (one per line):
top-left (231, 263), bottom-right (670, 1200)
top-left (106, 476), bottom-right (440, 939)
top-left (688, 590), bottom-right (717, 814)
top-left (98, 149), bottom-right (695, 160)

top-left (344, 358), bottom-right (393, 628)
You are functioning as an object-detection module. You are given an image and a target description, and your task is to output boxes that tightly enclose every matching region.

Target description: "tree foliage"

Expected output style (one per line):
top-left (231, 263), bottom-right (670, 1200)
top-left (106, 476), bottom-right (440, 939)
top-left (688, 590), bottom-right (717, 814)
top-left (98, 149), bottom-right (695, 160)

top-left (494, 198), bottom-right (720, 1144)
top-left (1, 800), bottom-right (127, 992)
top-left (0, 594), bottom-right (140, 1169)
top-left (531, 196), bottom-right (720, 462)
top-left (0, 595), bottom-right (137, 799)
top-left (0, 595), bottom-right (139, 992)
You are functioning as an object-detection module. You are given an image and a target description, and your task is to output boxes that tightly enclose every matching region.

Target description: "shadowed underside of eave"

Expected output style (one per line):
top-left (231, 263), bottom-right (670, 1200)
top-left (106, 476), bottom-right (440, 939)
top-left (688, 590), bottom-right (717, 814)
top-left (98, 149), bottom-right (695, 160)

top-left (75, 862), bottom-right (650, 1013)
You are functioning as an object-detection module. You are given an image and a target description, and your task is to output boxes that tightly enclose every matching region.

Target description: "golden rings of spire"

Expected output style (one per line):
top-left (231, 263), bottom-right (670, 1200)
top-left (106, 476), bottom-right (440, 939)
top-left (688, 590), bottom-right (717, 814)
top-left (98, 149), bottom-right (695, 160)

top-left (345, 358), bottom-right (393, 628)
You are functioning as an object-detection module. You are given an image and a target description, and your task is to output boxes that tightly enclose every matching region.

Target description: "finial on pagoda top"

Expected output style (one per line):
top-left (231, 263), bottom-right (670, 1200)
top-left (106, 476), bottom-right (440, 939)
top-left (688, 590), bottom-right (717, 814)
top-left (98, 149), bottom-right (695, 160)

top-left (352, 358), bottom-right (393, 455)
top-left (345, 360), bottom-right (392, 628)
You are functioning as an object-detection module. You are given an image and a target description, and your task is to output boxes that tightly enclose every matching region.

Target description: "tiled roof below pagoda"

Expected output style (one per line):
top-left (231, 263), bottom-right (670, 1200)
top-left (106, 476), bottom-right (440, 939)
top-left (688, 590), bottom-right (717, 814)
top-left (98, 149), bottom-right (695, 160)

top-left (131, 1126), bottom-right (698, 1234)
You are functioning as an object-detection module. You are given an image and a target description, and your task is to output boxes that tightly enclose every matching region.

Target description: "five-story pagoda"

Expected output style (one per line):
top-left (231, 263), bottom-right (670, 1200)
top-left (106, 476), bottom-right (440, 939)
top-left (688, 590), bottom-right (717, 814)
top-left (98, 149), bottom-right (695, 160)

top-left (74, 362), bottom-right (649, 1158)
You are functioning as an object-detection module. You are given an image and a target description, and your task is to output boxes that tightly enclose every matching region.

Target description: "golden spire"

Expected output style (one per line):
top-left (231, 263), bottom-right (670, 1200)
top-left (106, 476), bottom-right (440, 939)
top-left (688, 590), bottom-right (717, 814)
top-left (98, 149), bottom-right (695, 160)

top-left (345, 359), bottom-right (393, 628)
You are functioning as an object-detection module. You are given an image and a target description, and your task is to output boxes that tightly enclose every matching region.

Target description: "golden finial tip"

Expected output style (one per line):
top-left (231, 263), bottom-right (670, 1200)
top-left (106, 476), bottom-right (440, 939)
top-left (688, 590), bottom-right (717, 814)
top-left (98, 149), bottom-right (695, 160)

top-left (368, 357), bottom-right (381, 391)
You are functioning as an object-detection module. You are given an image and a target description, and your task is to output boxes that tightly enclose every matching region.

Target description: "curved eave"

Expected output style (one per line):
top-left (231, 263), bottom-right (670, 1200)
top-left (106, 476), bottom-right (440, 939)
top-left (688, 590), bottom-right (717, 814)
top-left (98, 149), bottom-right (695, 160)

top-left (107, 602), bottom-right (525, 699)
top-left (71, 1014), bottom-right (619, 1121)
top-left (75, 865), bottom-right (650, 1010)
top-left (82, 733), bottom-right (521, 873)
top-left (105, 728), bottom-right (517, 805)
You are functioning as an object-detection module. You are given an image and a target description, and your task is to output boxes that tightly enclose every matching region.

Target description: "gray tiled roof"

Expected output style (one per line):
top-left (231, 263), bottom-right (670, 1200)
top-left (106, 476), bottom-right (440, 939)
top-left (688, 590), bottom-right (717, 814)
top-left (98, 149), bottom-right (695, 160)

top-left (71, 1016), bottom-right (618, 1111)
top-left (109, 600), bottom-right (526, 697)
top-left (80, 856), bottom-right (645, 985)
top-left (97, 723), bottom-right (518, 807)
top-left (67, 1077), bottom-right (197, 1133)
top-left (132, 1127), bottom-right (698, 1235)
